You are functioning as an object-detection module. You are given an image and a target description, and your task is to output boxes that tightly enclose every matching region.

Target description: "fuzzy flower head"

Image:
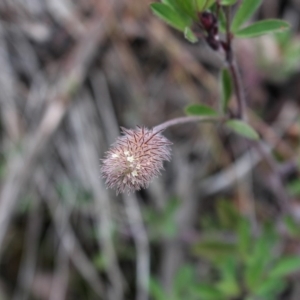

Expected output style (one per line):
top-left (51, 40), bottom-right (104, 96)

top-left (101, 126), bottom-right (172, 194)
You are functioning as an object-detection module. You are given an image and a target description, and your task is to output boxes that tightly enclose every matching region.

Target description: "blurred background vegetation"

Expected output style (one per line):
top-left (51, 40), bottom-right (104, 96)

top-left (0, 0), bottom-right (300, 299)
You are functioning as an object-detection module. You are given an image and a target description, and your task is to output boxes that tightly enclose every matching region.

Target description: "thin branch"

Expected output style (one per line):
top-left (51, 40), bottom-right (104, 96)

top-left (224, 7), bottom-right (247, 120)
top-left (12, 199), bottom-right (42, 300)
top-left (49, 244), bottom-right (69, 300)
top-left (123, 194), bottom-right (149, 300)
top-left (153, 116), bottom-right (224, 132)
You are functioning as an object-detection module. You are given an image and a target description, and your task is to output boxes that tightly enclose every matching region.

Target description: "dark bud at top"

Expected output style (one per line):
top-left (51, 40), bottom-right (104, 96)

top-left (197, 11), bottom-right (220, 51)
top-left (198, 11), bottom-right (218, 33)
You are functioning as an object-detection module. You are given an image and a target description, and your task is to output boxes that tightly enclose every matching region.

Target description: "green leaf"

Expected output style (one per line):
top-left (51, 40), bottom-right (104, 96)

top-left (245, 257), bottom-right (266, 290)
top-left (221, 0), bottom-right (238, 5)
top-left (245, 224), bottom-right (277, 290)
top-left (255, 278), bottom-right (287, 298)
top-left (226, 120), bottom-right (259, 140)
top-left (185, 104), bottom-right (218, 116)
top-left (231, 0), bottom-right (262, 32)
top-left (248, 223), bottom-right (277, 266)
top-left (161, 0), bottom-right (175, 6)
top-left (237, 218), bottom-right (251, 259)
top-left (218, 7), bottom-right (227, 33)
top-left (184, 27), bottom-right (198, 43)
top-left (149, 278), bottom-right (166, 300)
top-left (220, 68), bottom-right (233, 113)
top-left (216, 257), bottom-right (240, 297)
top-left (235, 19), bottom-right (290, 38)
top-left (217, 279), bottom-right (240, 298)
top-left (269, 256), bottom-right (300, 278)
top-left (173, 0), bottom-right (196, 19)
top-left (193, 240), bottom-right (236, 261)
top-left (191, 283), bottom-right (225, 299)
top-left (150, 3), bottom-right (191, 31)
top-left (195, 0), bottom-right (215, 11)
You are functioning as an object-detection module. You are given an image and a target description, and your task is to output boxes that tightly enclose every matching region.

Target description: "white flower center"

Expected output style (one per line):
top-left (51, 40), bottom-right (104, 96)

top-left (127, 156), bottom-right (134, 162)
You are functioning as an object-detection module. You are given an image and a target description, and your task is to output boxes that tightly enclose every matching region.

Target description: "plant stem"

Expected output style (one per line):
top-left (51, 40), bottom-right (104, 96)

top-left (229, 60), bottom-right (247, 120)
top-left (222, 7), bottom-right (289, 213)
top-left (153, 115), bottom-right (224, 132)
top-left (224, 7), bottom-right (247, 120)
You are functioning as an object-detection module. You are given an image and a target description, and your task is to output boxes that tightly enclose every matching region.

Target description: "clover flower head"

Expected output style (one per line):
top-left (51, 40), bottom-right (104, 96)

top-left (101, 126), bottom-right (172, 194)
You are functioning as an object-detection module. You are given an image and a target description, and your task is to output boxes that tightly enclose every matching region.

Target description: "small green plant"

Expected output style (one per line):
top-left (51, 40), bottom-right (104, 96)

top-left (193, 200), bottom-right (300, 300)
top-left (150, 265), bottom-right (225, 300)
top-left (149, 200), bottom-right (300, 300)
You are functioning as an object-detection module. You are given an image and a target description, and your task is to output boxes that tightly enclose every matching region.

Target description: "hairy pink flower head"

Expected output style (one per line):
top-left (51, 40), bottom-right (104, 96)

top-left (101, 126), bottom-right (172, 194)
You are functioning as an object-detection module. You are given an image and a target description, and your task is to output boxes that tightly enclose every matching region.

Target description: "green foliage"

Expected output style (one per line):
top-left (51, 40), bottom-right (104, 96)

top-left (151, 0), bottom-right (289, 45)
top-left (150, 0), bottom-right (217, 44)
top-left (147, 199), bottom-right (300, 300)
top-left (231, 0), bottom-right (263, 32)
top-left (195, 201), bottom-right (300, 299)
top-left (194, 0), bottom-right (215, 12)
top-left (150, 3), bottom-right (192, 31)
top-left (150, 0), bottom-right (216, 33)
top-left (193, 240), bottom-right (236, 262)
top-left (235, 19), bottom-right (290, 38)
top-left (220, 0), bottom-right (237, 5)
top-left (150, 265), bottom-right (226, 300)
top-left (269, 256), bottom-right (300, 278)
top-left (185, 104), bottom-right (218, 116)
top-left (184, 27), bottom-right (198, 43)
top-left (226, 120), bottom-right (259, 140)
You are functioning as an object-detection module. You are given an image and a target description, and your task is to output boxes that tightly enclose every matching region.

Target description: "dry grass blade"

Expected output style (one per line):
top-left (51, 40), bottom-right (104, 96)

top-left (0, 18), bottom-right (106, 256)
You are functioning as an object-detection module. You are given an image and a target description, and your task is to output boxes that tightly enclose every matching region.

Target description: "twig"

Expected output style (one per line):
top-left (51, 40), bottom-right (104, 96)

top-left (224, 7), bottom-right (247, 120)
top-left (12, 199), bottom-right (42, 300)
top-left (153, 116), bottom-right (224, 132)
top-left (49, 243), bottom-right (69, 300)
top-left (123, 194), bottom-right (150, 300)
top-left (0, 23), bottom-right (21, 142)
